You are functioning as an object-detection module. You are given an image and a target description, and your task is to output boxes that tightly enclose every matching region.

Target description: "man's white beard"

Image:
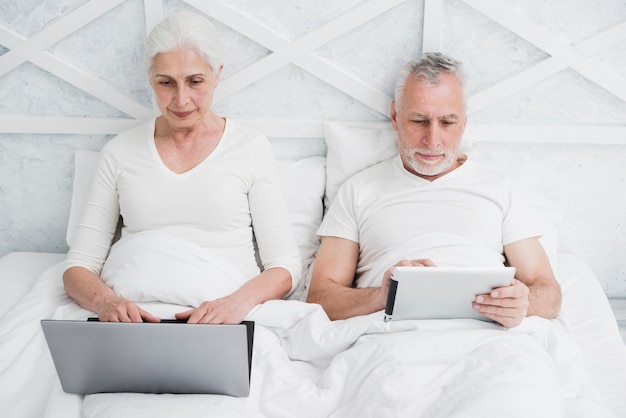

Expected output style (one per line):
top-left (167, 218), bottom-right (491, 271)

top-left (403, 149), bottom-right (456, 177)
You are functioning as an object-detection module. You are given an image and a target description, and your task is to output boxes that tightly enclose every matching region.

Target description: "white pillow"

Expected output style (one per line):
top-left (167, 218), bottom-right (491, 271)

top-left (66, 150), bottom-right (326, 284)
top-left (276, 156), bottom-right (326, 277)
top-left (323, 121), bottom-right (398, 209)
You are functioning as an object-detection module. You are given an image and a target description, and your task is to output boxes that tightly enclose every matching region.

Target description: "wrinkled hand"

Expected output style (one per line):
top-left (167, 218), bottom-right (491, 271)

top-left (97, 295), bottom-right (160, 323)
top-left (379, 258), bottom-right (436, 308)
top-left (175, 296), bottom-right (249, 324)
top-left (473, 279), bottom-right (529, 328)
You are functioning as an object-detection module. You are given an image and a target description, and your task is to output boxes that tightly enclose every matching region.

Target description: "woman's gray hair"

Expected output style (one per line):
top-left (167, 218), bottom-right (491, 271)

top-left (394, 52), bottom-right (466, 110)
top-left (143, 11), bottom-right (223, 75)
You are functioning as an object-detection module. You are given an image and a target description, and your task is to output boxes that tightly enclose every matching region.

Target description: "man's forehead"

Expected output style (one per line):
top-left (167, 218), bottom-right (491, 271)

top-left (400, 74), bottom-right (466, 108)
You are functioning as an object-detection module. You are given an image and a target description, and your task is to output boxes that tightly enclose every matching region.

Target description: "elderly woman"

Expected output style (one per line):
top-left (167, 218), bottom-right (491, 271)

top-left (63, 11), bottom-right (300, 324)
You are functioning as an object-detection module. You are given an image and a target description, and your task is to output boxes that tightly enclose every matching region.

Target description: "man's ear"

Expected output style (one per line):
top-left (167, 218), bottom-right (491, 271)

top-left (390, 100), bottom-right (398, 131)
top-left (460, 115), bottom-right (468, 135)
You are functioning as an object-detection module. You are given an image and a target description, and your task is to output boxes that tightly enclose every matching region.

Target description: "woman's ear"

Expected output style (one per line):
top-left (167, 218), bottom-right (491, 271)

top-left (214, 64), bottom-right (224, 86)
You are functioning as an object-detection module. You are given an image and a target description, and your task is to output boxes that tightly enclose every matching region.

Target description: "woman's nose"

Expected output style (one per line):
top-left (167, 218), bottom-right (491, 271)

top-left (174, 86), bottom-right (189, 107)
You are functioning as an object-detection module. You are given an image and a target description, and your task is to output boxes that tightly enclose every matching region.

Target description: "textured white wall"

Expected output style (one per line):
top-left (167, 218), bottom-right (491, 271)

top-left (0, 0), bottom-right (625, 296)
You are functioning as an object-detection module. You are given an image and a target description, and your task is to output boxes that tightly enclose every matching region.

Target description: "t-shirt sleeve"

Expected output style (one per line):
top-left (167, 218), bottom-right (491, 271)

top-left (65, 141), bottom-right (121, 275)
top-left (247, 135), bottom-right (302, 292)
top-left (316, 178), bottom-right (360, 244)
top-left (501, 179), bottom-right (545, 246)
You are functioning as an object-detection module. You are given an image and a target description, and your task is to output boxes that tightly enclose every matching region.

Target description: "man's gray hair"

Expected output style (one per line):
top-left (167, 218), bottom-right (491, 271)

top-left (394, 52), bottom-right (466, 110)
top-left (143, 11), bottom-right (223, 75)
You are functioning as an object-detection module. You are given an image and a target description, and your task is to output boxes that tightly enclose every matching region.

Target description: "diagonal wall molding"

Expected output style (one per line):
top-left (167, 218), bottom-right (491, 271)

top-left (468, 18), bottom-right (626, 113)
top-left (464, 0), bottom-right (626, 109)
top-left (186, 0), bottom-right (401, 114)
top-left (0, 0), bottom-right (624, 143)
top-left (0, 0), bottom-right (125, 77)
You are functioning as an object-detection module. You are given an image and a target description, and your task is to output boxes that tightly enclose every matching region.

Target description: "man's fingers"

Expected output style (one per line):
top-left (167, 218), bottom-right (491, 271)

top-left (395, 258), bottom-right (436, 267)
top-left (412, 258), bottom-right (436, 267)
top-left (475, 294), bottom-right (518, 308)
top-left (474, 283), bottom-right (529, 328)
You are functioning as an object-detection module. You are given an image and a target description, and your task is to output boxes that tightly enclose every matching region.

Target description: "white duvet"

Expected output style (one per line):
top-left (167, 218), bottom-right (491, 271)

top-left (0, 232), bottom-right (616, 418)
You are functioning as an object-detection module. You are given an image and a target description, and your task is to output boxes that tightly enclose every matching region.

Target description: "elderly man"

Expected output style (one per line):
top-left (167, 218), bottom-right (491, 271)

top-left (307, 52), bottom-right (561, 328)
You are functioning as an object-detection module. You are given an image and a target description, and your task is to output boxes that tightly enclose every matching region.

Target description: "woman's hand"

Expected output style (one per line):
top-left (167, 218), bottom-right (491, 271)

top-left (64, 266), bottom-right (160, 323)
top-left (175, 295), bottom-right (250, 324)
top-left (96, 294), bottom-right (161, 323)
top-left (175, 267), bottom-right (291, 324)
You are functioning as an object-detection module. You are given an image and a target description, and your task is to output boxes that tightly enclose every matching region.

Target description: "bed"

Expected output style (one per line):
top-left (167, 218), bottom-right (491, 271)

top-left (1, 121), bottom-right (626, 418)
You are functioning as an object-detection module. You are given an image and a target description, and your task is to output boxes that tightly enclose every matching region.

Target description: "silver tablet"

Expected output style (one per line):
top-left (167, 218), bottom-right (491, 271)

top-left (384, 266), bottom-right (516, 322)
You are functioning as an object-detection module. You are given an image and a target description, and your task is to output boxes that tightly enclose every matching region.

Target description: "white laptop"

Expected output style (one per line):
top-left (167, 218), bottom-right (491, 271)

top-left (41, 319), bottom-right (254, 396)
top-left (384, 266), bottom-right (516, 322)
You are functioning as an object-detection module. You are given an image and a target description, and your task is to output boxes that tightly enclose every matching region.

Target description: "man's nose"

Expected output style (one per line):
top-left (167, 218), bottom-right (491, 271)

top-left (422, 123), bottom-right (441, 148)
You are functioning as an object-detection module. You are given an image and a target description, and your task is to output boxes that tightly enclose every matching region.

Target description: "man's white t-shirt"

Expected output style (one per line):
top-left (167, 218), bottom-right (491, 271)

top-left (317, 155), bottom-right (542, 286)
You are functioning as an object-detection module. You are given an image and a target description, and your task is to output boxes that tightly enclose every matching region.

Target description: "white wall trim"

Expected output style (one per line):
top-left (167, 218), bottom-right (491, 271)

top-left (2, 116), bottom-right (624, 145)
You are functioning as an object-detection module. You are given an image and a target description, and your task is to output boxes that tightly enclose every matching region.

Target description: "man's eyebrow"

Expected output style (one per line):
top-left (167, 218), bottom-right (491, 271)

top-left (407, 113), bottom-right (430, 119)
top-left (406, 113), bottom-right (460, 120)
top-left (153, 73), bottom-right (208, 78)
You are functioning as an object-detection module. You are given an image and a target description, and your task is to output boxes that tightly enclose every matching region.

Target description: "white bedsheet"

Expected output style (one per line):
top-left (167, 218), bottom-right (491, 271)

top-left (1, 250), bottom-right (624, 418)
top-left (0, 252), bottom-right (66, 319)
top-left (52, 306), bottom-right (597, 418)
